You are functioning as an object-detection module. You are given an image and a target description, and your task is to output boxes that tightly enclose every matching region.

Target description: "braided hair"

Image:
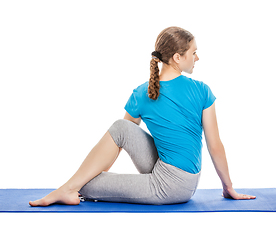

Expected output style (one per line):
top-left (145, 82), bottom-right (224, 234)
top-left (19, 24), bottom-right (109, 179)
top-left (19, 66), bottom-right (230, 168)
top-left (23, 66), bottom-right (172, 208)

top-left (148, 27), bottom-right (194, 100)
top-left (148, 54), bottom-right (161, 100)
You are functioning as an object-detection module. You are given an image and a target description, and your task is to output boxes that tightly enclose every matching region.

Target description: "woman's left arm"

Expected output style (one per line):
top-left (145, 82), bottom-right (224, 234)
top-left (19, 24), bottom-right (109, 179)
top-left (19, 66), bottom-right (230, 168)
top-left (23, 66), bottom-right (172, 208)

top-left (202, 103), bottom-right (256, 200)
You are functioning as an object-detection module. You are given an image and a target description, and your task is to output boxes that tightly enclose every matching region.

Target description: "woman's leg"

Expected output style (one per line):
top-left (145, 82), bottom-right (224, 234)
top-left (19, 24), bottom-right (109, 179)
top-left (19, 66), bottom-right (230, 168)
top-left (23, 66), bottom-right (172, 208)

top-left (79, 119), bottom-right (164, 204)
top-left (108, 119), bottom-right (159, 174)
top-left (29, 130), bottom-right (121, 207)
top-left (78, 119), bottom-right (200, 205)
top-left (79, 160), bottom-right (200, 205)
top-left (29, 119), bottom-right (159, 206)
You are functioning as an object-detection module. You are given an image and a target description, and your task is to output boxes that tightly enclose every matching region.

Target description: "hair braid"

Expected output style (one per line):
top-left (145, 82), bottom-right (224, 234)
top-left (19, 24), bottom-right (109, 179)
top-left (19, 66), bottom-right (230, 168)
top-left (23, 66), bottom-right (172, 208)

top-left (148, 26), bottom-right (194, 101)
top-left (148, 57), bottom-right (160, 100)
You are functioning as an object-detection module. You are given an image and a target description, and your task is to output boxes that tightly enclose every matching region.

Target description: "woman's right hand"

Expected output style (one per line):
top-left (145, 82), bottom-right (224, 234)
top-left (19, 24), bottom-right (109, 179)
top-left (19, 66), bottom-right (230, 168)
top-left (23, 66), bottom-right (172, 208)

top-left (222, 187), bottom-right (256, 200)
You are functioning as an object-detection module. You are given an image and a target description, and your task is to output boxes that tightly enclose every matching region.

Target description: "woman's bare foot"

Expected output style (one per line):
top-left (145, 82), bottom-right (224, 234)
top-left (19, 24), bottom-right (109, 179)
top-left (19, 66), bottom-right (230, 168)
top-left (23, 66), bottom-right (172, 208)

top-left (29, 186), bottom-right (80, 207)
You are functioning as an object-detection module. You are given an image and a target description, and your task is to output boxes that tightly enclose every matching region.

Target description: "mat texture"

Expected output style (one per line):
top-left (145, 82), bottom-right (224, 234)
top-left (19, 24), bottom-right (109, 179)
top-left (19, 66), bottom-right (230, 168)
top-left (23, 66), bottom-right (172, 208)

top-left (0, 188), bottom-right (275, 213)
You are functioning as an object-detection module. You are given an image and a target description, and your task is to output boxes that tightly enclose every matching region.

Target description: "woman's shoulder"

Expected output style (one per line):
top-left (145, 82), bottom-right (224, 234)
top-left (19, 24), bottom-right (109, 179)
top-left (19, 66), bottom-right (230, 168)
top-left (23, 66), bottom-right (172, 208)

top-left (184, 75), bottom-right (203, 86)
top-left (130, 81), bottom-right (149, 101)
top-left (133, 81), bottom-right (148, 93)
top-left (184, 76), bottom-right (210, 91)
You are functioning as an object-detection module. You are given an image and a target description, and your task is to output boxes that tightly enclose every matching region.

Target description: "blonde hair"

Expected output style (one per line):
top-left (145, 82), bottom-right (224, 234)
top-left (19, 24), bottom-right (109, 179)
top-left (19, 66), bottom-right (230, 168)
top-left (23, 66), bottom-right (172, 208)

top-left (148, 27), bottom-right (194, 100)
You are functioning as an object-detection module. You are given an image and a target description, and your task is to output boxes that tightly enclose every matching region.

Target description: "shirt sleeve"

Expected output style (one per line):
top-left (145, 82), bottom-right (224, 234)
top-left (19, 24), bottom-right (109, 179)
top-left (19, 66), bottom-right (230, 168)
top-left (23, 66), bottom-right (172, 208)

top-left (124, 88), bottom-right (141, 118)
top-left (203, 83), bottom-right (216, 110)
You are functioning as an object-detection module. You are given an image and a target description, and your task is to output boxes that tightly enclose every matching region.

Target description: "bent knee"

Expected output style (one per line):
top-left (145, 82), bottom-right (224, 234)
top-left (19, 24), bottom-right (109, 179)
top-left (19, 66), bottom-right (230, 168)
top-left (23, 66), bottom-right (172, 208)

top-left (110, 119), bottom-right (129, 130)
top-left (108, 119), bottom-right (133, 148)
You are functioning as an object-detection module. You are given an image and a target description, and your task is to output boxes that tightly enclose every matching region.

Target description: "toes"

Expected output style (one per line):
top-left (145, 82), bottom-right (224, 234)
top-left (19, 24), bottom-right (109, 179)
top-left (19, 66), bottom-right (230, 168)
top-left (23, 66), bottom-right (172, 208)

top-left (29, 200), bottom-right (40, 207)
top-left (29, 189), bottom-right (80, 207)
top-left (29, 198), bottom-right (49, 207)
top-left (29, 200), bottom-right (38, 207)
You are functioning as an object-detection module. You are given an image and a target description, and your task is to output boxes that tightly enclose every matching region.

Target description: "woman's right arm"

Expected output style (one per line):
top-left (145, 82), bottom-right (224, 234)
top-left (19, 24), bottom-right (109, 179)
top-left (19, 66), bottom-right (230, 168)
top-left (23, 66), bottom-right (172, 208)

top-left (124, 112), bottom-right (141, 125)
top-left (202, 103), bottom-right (256, 200)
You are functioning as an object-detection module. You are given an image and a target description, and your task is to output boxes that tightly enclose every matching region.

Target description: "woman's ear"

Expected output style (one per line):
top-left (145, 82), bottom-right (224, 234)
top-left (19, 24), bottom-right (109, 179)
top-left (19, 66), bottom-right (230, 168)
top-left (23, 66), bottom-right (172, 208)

top-left (172, 52), bottom-right (183, 63)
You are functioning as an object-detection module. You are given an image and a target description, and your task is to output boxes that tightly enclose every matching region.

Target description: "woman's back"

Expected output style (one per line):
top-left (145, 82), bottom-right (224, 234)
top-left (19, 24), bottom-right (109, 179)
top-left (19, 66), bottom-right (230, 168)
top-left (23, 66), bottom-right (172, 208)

top-left (125, 74), bottom-right (216, 174)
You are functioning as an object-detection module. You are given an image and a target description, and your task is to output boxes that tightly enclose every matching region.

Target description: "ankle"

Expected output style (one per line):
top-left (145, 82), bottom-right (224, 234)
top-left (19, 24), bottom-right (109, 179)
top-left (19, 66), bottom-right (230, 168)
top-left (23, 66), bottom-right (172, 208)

top-left (60, 184), bottom-right (80, 193)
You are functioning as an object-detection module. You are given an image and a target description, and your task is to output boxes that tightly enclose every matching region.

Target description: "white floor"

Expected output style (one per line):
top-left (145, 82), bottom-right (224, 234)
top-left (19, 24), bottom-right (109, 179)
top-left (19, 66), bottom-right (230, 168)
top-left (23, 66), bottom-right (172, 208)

top-left (1, 212), bottom-right (274, 239)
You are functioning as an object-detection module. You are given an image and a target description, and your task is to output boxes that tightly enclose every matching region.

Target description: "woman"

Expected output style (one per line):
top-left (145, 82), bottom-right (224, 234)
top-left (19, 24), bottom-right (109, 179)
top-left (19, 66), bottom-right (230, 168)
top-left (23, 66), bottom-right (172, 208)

top-left (29, 26), bottom-right (255, 207)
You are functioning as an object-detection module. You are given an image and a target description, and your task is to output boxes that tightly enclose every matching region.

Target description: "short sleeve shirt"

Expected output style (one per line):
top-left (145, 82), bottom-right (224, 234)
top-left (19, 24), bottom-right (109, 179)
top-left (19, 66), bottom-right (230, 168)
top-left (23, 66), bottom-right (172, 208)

top-left (124, 75), bottom-right (216, 174)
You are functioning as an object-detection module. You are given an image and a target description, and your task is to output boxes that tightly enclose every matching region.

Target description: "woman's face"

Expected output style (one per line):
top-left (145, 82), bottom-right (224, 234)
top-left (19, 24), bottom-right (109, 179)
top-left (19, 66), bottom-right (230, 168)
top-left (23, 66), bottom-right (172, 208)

top-left (177, 39), bottom-right (199, 74)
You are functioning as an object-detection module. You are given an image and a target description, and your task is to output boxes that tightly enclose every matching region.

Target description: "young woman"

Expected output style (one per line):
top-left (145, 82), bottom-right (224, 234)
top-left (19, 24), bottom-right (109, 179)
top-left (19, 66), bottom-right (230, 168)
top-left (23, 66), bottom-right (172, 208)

top-left (29, 26), bottom-right (255, 207)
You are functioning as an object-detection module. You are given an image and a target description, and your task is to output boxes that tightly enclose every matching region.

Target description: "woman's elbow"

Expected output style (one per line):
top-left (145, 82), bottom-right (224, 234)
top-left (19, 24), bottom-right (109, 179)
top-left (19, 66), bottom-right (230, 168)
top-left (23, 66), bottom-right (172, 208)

top-left (208, 140), bottom-right (225, 156)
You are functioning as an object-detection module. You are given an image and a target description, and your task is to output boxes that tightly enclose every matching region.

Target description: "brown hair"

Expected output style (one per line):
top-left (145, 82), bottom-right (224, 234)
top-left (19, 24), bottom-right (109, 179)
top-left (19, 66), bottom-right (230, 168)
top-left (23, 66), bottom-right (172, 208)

top-left (148, 26), bottom-right (194, 100)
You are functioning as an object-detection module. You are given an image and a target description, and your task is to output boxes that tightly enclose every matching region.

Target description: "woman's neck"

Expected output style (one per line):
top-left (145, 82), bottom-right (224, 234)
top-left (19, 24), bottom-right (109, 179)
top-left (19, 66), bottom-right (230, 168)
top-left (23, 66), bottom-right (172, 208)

top-left (159, 63), bottom-right (181, 81)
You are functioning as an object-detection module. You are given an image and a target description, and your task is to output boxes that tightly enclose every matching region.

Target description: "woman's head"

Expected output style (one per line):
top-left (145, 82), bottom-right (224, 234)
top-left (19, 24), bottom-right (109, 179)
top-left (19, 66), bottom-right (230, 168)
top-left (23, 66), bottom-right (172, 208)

top-left (148, 26), bottom-right (198, 100)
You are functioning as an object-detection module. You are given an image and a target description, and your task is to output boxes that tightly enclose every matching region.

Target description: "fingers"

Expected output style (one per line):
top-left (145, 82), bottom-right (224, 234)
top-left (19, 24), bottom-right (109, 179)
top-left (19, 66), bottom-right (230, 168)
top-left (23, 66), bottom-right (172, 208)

top-left (231, 193), bottom-right (256, 200)
top-left (237, 194), bottom-right (256, 200)
top-left (222, 189), bottom-right (256, 200)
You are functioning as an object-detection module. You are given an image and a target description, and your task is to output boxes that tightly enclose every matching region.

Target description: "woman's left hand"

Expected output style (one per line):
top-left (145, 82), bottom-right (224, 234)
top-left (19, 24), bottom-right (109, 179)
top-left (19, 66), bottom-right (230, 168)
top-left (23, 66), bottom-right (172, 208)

top-left (222, 187), bottom-right (256, 200)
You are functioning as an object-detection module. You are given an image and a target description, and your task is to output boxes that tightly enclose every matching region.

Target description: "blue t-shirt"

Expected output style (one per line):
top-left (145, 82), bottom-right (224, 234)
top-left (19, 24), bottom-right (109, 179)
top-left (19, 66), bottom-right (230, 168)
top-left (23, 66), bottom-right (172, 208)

top-left (124, 75), bottom-right (216, 174)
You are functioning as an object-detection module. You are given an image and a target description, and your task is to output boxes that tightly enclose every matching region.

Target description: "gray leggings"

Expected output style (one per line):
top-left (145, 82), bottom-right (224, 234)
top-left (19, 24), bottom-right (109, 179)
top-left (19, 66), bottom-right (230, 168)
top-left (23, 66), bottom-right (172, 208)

top-left (79, 119), bottom-right (200, 205)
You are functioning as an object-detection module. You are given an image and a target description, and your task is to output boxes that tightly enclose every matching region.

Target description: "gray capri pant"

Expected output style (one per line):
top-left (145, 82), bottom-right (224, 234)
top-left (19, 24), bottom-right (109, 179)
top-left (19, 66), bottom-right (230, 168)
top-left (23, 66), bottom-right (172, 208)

top-left (79, 119), bottom-right (200, 205)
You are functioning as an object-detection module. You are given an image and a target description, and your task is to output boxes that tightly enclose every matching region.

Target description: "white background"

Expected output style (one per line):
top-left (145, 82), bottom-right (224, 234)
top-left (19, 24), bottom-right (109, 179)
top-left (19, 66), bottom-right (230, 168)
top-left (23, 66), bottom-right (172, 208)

top-left (0, 0), bottom-right (275, 239)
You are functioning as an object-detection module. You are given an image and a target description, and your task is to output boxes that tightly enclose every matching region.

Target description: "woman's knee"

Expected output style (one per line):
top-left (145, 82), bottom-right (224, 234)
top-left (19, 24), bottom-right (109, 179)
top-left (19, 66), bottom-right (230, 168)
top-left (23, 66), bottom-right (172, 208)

top-left (108, 119), bottom-right (133, 148)
top-left (110, 119), bottom-right (130, 131)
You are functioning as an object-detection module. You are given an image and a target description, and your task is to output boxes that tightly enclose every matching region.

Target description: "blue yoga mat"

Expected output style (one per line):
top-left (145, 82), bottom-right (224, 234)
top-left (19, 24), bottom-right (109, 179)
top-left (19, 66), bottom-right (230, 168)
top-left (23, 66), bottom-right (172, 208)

top-left (0, 188), bottom-right (275, 213)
